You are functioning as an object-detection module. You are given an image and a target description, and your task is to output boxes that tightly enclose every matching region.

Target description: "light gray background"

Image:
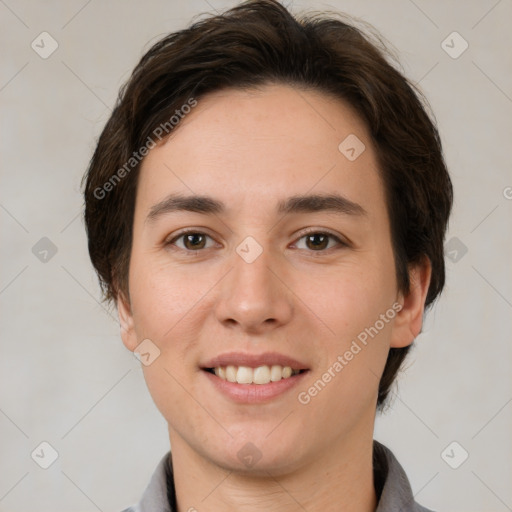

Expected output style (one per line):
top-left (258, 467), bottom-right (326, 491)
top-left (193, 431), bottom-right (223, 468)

top-left (1, 0), bottom-right (511, 511)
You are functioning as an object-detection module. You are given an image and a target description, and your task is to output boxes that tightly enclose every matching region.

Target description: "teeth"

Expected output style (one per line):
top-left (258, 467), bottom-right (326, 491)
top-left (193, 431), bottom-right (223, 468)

top-left (236, 366), bottom-right (253, 384)
top-left (214, 367), bottom-right (226, 380)
top-left (211, 364), bottom-right (301, 385)
top-left (270, 365), bottom-right (283, 382)
top-left (225, 365), bottom-right (237, 383)
top-left (253, 365), bottom-right (270, 384)
top-left (282, 366), bottom-right (292, 379)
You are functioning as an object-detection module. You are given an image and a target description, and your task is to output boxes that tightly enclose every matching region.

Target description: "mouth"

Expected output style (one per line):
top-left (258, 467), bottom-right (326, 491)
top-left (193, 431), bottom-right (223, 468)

top-left (203, 365), bottom-right (306, 385)
top-left (200, 352), bottom-right (309, 403)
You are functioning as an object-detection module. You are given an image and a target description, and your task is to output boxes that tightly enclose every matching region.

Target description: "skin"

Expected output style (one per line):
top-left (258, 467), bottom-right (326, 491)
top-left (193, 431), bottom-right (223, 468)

top-left (118, 84), bottom-right (431, 512)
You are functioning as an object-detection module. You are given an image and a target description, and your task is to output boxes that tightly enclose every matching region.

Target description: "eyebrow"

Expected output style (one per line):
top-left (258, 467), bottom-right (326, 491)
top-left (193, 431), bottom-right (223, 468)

top-left (146, 192), bottom-right (367, 223)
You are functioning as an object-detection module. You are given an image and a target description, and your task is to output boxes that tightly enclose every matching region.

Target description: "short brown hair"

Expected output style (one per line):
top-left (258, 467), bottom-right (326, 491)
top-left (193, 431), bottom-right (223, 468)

top-left (82, 0), bottom-right (453, 409)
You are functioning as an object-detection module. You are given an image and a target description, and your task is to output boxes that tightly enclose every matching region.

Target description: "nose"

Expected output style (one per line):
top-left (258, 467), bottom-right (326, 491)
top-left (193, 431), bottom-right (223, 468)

top-left (214, 244), bottom-right (294, 334)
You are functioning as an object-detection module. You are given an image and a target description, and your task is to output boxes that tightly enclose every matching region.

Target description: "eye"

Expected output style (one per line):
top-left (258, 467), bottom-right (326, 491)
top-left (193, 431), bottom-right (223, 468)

top-left (294, 231), bottom-right (345, 251)
top-left (167, 231), bottom-right (216, 251)
top-left (165, 229), bottom-right (346, 253)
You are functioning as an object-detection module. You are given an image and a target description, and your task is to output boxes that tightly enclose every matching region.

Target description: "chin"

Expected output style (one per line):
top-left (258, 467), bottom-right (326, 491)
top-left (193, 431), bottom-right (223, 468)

top-left (202, 429), bottom-right (310, 477)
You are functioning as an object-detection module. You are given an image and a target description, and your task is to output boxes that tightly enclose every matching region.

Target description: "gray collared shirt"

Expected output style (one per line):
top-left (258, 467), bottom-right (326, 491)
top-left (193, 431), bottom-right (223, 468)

top-left (122, 440), bottom-right (434, 512)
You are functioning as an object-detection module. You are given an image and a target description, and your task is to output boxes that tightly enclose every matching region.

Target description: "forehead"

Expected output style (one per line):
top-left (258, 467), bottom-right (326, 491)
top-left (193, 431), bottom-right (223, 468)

top-left (136, 84), bottom-right (386, 223)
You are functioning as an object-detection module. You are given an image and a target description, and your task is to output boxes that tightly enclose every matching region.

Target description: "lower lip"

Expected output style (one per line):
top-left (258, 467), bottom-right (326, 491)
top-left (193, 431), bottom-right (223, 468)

top-left (202, 369), bottom-right (309, 404)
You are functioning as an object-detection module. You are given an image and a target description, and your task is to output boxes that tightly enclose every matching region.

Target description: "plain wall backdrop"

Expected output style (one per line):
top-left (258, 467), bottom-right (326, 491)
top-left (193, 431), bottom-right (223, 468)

top-left (1, 0), bottom-right (511, 511)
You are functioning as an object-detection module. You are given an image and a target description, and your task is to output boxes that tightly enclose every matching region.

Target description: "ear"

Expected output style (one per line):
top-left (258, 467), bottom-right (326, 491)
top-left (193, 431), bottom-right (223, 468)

top-left (117, 292), bottom-right (138, 352)
top-left (390, 257), bottom-right (432, 348)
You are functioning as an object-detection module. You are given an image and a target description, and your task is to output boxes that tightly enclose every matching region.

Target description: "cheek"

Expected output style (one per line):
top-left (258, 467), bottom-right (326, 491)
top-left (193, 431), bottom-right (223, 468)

top-left (141, 356), bottom-right (218, 448)
top-left (298, 257), bottom-right (397, 394)
top-left (301, 260), bottom-right (395, 337)
top-left (127, 267), bottom-right (206, 409)
top-left (129, 256), bottom-right (208, 340)
top-left (298, 286), bottom-right (395, 426)
top-left (128, 260), bottom-right (210, 422)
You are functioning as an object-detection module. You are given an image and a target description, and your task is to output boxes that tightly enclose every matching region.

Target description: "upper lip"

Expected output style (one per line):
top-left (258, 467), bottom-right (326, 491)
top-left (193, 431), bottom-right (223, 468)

top-left (201, 352), bottom-right (309, 370)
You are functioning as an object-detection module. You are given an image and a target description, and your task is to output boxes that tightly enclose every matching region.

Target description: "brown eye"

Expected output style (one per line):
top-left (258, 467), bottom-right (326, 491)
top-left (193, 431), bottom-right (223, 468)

top-left (168, 231), bottom-right (215, 251)
top-left (294, 231), bottom-right (345, 252)
top-left (183, 233), bottom-right (207, 250)
top-left (305, 233), bottom-right (330, 250)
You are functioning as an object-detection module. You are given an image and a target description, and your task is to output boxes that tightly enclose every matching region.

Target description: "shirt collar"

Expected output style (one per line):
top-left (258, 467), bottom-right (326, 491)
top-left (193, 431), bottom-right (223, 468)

top-left (373, 441), bottom-right (434, 512)
top-left (124, 440), bottom-right (433, 512)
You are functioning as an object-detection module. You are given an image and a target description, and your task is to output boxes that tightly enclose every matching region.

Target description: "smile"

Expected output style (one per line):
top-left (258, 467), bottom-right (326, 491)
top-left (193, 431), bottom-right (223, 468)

top-left (201, 351), bottom-right (310, 403)
top-left (205, 365), bottom-right (304, 385)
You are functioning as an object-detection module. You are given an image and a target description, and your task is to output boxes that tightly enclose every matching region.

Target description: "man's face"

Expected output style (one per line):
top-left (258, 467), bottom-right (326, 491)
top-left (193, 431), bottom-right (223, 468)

top-left (119, 84), bottom-right (425, 474)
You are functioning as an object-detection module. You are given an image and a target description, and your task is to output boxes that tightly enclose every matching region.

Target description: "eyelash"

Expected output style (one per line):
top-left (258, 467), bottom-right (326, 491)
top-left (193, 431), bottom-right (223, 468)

top-left (165, 228), bottom-right (347, 254)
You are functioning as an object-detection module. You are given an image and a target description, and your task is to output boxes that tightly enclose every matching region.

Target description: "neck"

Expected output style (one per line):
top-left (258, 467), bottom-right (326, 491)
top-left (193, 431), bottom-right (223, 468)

top-left (169, 424), bottom-right (377, 512)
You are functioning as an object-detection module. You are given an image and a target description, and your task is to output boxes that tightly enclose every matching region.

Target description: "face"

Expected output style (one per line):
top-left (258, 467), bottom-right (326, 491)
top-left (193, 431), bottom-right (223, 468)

top-left (118, 84), bottom-right (430, 475)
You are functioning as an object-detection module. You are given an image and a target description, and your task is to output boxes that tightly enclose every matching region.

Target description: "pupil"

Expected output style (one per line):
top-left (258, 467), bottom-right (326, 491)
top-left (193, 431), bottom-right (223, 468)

top-left (307, 234), bottom-right (327, 250)
top-left (186, 233), bottom-right (204, 249)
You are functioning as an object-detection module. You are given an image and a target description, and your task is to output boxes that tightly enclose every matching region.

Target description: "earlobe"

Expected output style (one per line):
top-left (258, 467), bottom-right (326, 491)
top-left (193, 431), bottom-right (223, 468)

top-left (390, 257), bottom-right (432, 348)
top-left (117, 293), bottom-right (138, 352)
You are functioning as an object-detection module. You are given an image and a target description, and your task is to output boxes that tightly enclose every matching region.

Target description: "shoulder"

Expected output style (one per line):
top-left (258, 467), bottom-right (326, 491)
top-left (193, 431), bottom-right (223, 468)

top-left (374, 440), bottom-right (436, 512)
top-left (119, 452), bottom-right (173, 512)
